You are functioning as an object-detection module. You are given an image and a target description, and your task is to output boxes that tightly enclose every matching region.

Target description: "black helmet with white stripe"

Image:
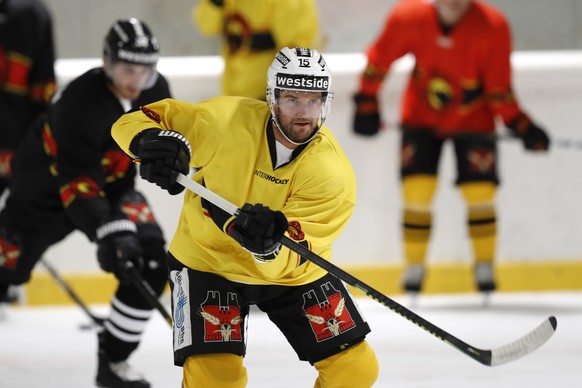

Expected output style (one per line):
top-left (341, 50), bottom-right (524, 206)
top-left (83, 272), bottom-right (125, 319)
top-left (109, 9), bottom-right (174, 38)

top-left (104, 18), bottom-right (159, 66)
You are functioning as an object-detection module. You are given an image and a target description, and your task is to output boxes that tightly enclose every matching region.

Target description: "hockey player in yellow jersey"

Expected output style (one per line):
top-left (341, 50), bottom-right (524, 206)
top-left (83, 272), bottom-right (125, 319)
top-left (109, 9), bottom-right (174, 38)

top-left (193, 0), bottom-right (320, 100)
top-left (112, 47), bottom-right (379, 387)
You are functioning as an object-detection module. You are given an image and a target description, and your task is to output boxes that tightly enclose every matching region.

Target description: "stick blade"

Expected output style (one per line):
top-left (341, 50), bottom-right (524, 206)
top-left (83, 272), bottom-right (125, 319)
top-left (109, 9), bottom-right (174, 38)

top-left (489, 316), bottom-right (557, 366)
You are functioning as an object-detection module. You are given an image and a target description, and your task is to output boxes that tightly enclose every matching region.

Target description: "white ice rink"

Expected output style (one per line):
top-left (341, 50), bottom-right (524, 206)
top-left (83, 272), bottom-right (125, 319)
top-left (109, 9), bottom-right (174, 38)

top-left (1, 291), bottom-right (581, 388)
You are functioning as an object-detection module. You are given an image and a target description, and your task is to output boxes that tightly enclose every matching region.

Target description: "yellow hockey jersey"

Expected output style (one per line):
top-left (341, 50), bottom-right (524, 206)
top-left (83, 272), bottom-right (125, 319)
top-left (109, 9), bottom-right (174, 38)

top-left (112, 96), bottom-right (356, 286)
top-left (193, 0), bottom-right (319, 100)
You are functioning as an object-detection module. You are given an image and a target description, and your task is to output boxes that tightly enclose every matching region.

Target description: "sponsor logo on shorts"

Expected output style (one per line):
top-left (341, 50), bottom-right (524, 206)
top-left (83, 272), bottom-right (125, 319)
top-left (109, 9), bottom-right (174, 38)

top-left (401, 142), bottom-right (416, 168)
top-left (468, 149), bottom-right (495, 174)
top-left (302, 282), bottom-right (356, 342)
top-left (172, 269), bottom-right (192, 350)
top-left (198, 291), bottom-right (242, 342)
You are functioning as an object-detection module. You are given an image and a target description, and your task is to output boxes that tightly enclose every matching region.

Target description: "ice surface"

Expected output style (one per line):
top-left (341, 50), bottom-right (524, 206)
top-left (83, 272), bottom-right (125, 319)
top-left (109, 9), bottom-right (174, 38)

top-left (1, 292), bottom-right (581, 388)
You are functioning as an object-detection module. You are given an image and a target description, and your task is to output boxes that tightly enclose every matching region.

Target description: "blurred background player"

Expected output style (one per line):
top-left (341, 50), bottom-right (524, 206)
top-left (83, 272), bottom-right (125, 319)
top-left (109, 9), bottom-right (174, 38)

top-left (0, 0), bottom-right (56, 305)
top-left (0, 0), bottom-right (55, 195)
top-left (192, 0), bottom-right (320, 100)
top-left (0, 18), bottom-right (171, 387)
top-left (352, 0), bottom-right (550, 294)
top-left (111, 47), bottom-right (379, 388)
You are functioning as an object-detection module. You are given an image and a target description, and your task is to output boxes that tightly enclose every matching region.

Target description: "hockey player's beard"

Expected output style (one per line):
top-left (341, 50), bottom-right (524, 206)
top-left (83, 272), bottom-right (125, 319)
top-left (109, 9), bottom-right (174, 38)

top-left (276, 119), bottom-right (318, 145)
top-left (273, 108), bottom-right (319, 146)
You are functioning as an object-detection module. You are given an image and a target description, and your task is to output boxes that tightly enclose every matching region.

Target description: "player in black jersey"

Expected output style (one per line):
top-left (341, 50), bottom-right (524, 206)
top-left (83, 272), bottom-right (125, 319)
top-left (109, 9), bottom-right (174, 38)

top-left (0, 0), bottom-right (56, 195)
top-left (0, 0), bottom-right (56, 305)
top-left (0, 18), bottom-right (171, 388)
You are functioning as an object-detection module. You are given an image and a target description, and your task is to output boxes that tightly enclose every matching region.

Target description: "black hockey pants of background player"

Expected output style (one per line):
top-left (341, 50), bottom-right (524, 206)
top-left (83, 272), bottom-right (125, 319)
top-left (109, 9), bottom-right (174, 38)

top-left (0, 181), bottom-right (168, 362)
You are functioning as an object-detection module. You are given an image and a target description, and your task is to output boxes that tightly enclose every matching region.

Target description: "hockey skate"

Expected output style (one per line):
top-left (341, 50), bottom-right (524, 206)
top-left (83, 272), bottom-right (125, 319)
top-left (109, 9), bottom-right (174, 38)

top-left (402, 264), bottom-right (425, 293)
top-left (474, 262), bottom-right (496, 293)
top-left (0, 285), bottom-right (20, 304)
top-left (96, 350), bottom-right (150, 388)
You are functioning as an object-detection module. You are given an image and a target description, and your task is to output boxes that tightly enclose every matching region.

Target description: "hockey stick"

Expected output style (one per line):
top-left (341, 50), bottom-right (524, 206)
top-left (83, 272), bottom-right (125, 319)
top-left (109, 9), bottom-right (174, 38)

top-left (124, 262), bottom-right (173, 327)
top-left (39, 258), bottom-right (105, 328)
top-left (502, 135), bottom-right (582, 150)
top-left (174, 172), bottom-right (557, 366)
top-left (443, 131), bottom-right (580, 150)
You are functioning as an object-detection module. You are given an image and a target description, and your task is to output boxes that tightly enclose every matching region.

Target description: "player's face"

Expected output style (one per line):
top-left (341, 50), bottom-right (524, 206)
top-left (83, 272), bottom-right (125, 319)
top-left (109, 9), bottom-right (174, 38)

top-left (274, 90), bottom-right (323, 145)
top-left (108, 62), bottom-right (154, 100)
top-left (435, 0), bottom-right (473, 25)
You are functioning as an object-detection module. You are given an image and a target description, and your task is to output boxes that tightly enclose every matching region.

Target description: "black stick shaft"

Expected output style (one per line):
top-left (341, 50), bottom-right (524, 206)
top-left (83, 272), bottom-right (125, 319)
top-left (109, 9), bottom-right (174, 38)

top-left (40, 259), bottom-right (104, 327)
top-left (279, 237), bottom-right (492, 365)
top-left (125, 263), bottom-right (173, 327)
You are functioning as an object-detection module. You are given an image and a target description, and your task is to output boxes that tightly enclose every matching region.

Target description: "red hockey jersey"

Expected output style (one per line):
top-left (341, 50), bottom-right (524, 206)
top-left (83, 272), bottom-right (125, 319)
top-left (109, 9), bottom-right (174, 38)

top-left (359, 0), bottom-right (527, 136)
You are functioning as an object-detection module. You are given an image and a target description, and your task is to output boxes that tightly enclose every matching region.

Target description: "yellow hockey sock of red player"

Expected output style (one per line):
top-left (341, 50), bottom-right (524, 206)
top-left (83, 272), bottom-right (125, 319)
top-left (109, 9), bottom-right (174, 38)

top-left (459, 182), bottom-right (497, 265)
top-left (402, 174), bottom-right (438, 266)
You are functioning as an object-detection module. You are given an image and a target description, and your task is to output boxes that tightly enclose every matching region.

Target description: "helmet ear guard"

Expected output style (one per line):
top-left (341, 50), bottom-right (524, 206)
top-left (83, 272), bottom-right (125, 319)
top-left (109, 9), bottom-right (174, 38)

top-left (266, 47), bottom-right (334, 145)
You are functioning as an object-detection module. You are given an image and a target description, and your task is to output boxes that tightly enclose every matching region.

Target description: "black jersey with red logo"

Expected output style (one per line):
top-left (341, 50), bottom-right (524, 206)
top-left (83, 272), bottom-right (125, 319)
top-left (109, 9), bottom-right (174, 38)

top-left (0, 0), bottom-right (56, 150)
top-left (5, 67), bottom-right (171, 240)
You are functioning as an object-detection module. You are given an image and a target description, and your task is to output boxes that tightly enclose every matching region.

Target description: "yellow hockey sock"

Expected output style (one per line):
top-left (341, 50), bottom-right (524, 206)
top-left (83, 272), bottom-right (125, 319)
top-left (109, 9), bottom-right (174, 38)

top-left (402, 175), bottom-right (437, 266)
top-left (459, 182), bottom-right (497, 264)
top-left (313, 341), bottom-right (378, 388)
top-left (183, 353), bottom-right (247, 388)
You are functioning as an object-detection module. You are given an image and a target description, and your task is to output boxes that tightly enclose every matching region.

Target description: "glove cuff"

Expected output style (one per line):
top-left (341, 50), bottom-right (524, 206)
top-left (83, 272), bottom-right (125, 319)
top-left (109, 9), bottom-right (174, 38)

top-left (157, 130), bottom-right (193, 158)
top-left (251, 244), bottom-right (282, 263)
top-left (96, 219), bottom-right (137, 240)
top-left (507, 113), bottom-right (532, 137)
top-left (129, 129), bottom-right (192, 160)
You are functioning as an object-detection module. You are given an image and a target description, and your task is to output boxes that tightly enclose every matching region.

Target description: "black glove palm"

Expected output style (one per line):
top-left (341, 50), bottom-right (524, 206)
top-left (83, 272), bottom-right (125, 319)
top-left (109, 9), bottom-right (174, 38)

top-left (353, 93), bottom-right (381, 136)
top-left (96, 219), bottom-right (143, 283)
top-left (132, 129), bottom-right (192, 194)
top-left (227, 204), bottom-right (288, 260)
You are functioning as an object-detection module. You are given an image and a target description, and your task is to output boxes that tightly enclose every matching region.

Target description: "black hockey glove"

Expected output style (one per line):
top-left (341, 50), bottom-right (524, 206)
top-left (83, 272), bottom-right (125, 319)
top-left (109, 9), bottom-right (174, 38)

top-left (96, 218), bottom-right (143, 284)
top-left (507, 115), bottom-right (550, 152)
top-left (522, 123), bottom-right (550, 151)
top-left (226, 204), bottom-right (288, 261)
top-left (131, 129), bottom-right (192, 195)
top-left (353, 92), bottom-right (381, 136)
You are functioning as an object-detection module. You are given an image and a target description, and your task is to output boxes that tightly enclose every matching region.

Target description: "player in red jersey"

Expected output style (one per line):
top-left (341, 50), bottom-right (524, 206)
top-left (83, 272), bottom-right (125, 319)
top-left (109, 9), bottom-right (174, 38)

top-left (352, 0), bottom-right (550, 293)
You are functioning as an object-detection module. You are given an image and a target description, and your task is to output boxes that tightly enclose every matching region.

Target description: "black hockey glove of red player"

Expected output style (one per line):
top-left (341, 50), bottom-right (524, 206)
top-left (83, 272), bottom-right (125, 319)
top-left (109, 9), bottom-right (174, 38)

top-left (353, 92), bottom-right (381, 136)
top-left (130, 129), bottom-right (192, 195)
top-left (508, 114), bottom-right (550, 152)
top-left (96, 218), bottom-right (143, 284)
top-left (522, 123), bottom-right (550, 151)
top-left (226, 204), bottom-right (288, 262)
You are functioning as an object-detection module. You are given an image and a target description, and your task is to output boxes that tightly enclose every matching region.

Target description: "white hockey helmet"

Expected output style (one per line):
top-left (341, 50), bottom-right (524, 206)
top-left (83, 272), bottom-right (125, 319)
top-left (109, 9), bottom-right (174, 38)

top-left (266, 47), bottom-right (333, 145)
